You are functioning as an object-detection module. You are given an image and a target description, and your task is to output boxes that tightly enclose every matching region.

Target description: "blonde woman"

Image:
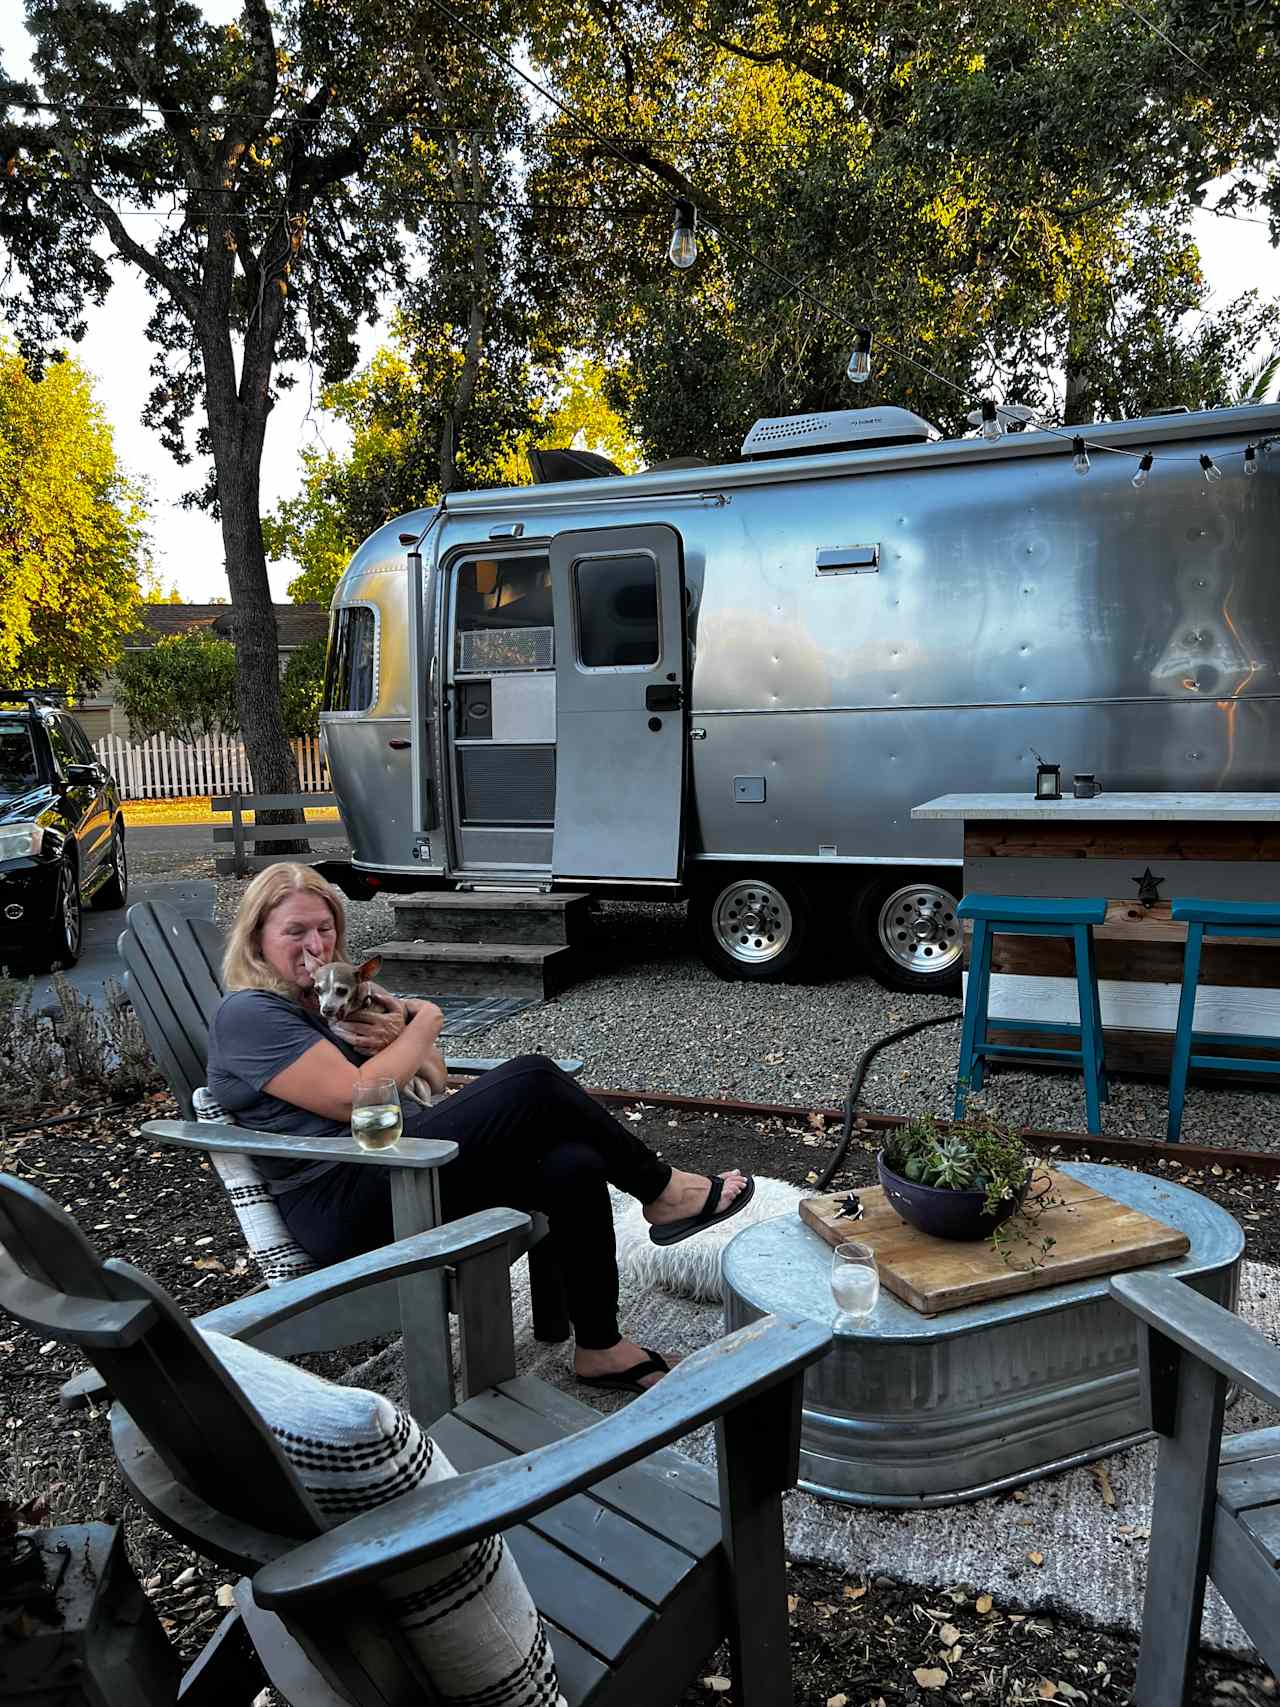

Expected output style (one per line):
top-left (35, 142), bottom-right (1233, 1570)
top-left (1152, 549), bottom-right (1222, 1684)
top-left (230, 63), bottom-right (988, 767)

top-left (207, 864), bottom-right (754, 1394)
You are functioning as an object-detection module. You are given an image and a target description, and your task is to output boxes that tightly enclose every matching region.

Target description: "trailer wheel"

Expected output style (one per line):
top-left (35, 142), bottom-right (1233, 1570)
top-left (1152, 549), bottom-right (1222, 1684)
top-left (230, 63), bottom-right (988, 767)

top-left (695, 873), bottom-right (811, 982)
top-left (852, 873), bottom-right (962, 993)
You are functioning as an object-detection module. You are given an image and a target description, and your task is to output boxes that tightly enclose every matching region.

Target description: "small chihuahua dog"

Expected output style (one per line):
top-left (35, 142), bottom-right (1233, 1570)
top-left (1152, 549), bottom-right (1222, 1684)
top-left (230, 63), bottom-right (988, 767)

top-left (302, 951), bottom-right (438, 1106)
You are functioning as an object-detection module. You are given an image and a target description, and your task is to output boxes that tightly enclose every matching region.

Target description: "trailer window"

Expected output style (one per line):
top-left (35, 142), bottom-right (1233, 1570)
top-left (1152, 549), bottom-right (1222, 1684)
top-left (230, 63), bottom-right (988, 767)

top-left (323, 606), bottom-right (376, 712)
top-left (455, 555), bottom-right (553, 672)
top-left (573, 554), bottom-right (659, 668)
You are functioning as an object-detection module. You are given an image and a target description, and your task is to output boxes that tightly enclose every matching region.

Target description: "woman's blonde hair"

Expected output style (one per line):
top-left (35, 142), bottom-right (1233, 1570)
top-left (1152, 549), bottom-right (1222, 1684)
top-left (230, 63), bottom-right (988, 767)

top-left (223, 863), bottom-right (351, 997)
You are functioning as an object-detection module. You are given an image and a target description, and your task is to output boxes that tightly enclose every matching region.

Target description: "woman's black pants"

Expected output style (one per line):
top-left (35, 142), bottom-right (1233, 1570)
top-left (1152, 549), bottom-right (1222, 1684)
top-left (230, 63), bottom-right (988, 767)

top-left (274, 1055), bottom-right (673, 1349)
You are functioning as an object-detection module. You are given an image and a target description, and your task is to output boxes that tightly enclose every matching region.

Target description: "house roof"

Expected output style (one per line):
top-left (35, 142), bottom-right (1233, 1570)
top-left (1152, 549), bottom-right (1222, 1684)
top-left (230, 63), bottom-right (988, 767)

top-left (129, 604), bottom-right (329, 649)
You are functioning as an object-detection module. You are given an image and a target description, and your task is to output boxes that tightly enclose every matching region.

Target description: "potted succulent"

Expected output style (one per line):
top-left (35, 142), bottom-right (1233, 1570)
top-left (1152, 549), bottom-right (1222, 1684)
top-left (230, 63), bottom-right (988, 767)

top-left (877, 1109), bottom-right (1057, 1258)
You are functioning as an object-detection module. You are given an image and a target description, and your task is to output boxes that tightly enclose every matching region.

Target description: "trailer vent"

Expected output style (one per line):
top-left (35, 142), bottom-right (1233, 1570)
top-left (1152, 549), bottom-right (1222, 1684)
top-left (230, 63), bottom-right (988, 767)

top-left (741, 407), bottom-right (936, 460)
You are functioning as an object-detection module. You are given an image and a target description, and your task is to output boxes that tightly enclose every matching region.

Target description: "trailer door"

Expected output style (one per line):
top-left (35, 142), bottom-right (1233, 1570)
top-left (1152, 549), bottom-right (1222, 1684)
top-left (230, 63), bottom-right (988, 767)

top-left (550, 523), bottom-right (686, 882)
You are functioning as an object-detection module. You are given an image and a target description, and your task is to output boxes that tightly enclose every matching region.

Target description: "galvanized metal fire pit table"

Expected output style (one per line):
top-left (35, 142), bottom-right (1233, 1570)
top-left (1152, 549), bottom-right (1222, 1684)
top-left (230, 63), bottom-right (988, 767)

top-left (722, 1161), bottom-right (1242, 1507)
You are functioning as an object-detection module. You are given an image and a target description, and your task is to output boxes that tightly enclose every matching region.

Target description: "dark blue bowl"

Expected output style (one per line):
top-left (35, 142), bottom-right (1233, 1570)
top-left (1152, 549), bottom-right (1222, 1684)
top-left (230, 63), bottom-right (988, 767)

top-left (876, 1151), bottom-right (1026, 1241)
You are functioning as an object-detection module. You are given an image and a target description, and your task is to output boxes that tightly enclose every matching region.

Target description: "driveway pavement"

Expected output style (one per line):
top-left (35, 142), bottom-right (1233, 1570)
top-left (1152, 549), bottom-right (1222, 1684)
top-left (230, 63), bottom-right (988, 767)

top-left (32, 878), bottom-right (217, 1017)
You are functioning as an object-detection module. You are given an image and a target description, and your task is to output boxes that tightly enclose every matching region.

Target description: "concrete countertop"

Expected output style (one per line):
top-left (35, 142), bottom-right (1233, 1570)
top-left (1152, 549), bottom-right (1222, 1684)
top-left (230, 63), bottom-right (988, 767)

top-left (911, 792), bottom-right (1280, 823)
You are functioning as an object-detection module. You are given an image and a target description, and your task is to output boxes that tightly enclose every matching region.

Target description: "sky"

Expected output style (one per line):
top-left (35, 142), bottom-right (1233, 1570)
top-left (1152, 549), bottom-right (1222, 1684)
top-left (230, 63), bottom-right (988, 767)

top-left (2, 1), bottom-right (1277, 606)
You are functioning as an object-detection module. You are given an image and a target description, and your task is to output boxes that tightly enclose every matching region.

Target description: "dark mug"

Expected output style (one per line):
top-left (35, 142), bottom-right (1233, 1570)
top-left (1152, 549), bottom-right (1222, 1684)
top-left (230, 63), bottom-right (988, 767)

top-left (1073, 774), bottom-right (1102, 799)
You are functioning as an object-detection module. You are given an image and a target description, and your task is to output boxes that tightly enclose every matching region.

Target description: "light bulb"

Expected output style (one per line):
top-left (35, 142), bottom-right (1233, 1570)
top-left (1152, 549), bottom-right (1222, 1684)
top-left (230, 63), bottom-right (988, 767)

top-left (846, 326), bottom-right (873, 385)
top-left (668, 199), bottom-right (697, 269)
top-left (1132, 451), bottom-right (1154, 490)
top-left (1200, 453), bottom-right (1222, 483)
top-left (980, 399), bottom-right (1002, 441)
top-left (1072, 436), bottom-right (1090, 476)
top-left (1245, 444), bottom-right (1258, 476)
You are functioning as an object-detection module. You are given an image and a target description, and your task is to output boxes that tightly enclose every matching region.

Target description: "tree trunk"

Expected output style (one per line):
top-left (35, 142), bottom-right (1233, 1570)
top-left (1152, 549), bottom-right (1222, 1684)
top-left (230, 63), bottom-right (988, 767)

top-left (202, 338), bottom-right (307, 858)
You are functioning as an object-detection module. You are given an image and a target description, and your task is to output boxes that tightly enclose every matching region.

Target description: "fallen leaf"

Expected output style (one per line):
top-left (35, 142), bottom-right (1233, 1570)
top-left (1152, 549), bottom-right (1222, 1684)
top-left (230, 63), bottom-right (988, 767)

top-left (1090, 1465), bottom-right (1116, 1507)
top-left (38, 1340), bottom-right (56, 1356)
top-left (914, 1668), bottom-right (948, 1690)
top-left (1038, 1684), bottom-right (1058, 1700)
top-left (842, 1584), bottom-right (866, 1601)
top-left (702, 1678), bottom-right (731, 1694)
top-left (193, 1257), bottom-right (225, 1271)
top-left (939, 1623), bottom-right (961, 1646)
top-left (787, 1595), bottom-right (798, 1613)
top-left (216, 1584), bottom-right (236, 1607)
top-left (194, 1235), bottom-right (215, 1246)
top-left (1026, 1551), bottom-right (1045, 1566)
top-left (827, 1696), bottom-right (849, 1707)
top-left (805, 1171), bottom-right (819, 1184)
top-left (172, 1566), bottom-right (197, 1587)
top-left (976, 1593), bottom-right (994, 1614)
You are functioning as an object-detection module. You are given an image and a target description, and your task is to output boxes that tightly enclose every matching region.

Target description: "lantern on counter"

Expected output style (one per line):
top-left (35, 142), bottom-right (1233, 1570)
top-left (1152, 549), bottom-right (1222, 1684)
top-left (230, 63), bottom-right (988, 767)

top-left (1035, 761), bottom-right (1062, 801)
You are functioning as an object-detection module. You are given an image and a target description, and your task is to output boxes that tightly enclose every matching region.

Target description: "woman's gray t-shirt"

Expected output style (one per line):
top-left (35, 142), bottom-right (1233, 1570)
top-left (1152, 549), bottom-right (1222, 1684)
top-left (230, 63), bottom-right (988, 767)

top-left (207, 990), bottom-right (366, 1191)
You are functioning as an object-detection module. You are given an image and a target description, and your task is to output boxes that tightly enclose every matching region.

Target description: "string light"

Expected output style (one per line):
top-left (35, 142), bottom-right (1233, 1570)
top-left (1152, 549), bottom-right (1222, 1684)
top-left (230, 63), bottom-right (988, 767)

top-left (1132, 451), bottom-right (1154, 489)
top-left (1072, 437), bottom-right (1090, 476)
top-left (1200, 453), bottom-right (1223, 483)
top-left (668, 198), bottom-right (697, 269)
top-left (980, 399), bottom-right (1002, 441)
top-left (846, 327), bottom-right (873, 385)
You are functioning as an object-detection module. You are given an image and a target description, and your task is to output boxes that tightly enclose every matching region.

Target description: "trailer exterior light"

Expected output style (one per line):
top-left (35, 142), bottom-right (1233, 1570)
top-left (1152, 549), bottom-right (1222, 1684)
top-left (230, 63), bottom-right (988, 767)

top-left (1072, 437), bottom-right (1090, 476)
top-left (980, 399), bottom-right (1002, 441)
top-left (668, 199), bottom-right (698, 269)
top-left (1035, 761), bottom-right (1062, 801)
top-left (1132, 451), bottom-right (1154, 490)
top-left (1200, 453), bottom-right (1222, 483)
top-left (846, 327), bottom-right (874, 385)
top-left (1245, 444), bottom-right (1259, 476)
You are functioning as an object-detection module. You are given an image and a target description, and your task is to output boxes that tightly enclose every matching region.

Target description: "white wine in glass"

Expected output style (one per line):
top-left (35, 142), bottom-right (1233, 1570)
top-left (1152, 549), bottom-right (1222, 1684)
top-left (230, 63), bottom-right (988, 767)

top-left (831, 1240), bottom-right (880, 1330)
top-left (351, 1077), bottom-right (403, 1151)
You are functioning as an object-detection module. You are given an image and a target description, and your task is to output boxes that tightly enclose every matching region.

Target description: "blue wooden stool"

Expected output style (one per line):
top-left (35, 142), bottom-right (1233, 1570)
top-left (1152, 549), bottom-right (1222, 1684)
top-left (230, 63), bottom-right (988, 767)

top-left (1166, 899), bottom-right (1280, 1142)
top-left (955, 894), bottom-right (1110, 1134)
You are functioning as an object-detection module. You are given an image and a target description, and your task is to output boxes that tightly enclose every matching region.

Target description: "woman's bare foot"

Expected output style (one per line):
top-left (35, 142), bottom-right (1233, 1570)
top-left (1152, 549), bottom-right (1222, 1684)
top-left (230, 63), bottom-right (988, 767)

top-left (574, 1339), bottom-right (681, 1390)
top-left (643, 1168), bottom-right (750, 1228)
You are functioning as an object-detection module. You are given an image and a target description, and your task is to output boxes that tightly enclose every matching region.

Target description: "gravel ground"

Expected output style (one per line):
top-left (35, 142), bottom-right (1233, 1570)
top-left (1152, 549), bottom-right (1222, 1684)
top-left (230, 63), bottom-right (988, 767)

top-left (144, 850), bottom-right (1280, 1154)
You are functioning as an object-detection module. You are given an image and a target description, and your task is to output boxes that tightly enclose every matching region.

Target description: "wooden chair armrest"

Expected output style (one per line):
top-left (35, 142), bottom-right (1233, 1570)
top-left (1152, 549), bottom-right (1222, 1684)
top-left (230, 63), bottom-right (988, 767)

top-left (1110, 1272), bottom-right (1280, 1407)
top-left (143, 1119), bottom-right (458, 1170)
top-left (188, 1209), bottom-right (532, 1342)
top-left (253, 1314), bottom-right (831, 1607)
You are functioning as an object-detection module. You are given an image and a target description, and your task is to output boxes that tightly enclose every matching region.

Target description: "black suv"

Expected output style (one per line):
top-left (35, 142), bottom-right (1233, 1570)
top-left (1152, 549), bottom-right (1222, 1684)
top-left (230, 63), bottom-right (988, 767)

top-left (0, 695), bottom-right (127, 970)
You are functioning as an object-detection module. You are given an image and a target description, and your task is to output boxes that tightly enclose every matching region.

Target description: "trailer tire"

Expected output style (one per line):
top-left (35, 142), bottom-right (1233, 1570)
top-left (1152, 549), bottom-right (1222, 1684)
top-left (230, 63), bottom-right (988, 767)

top-left (851, 872), bottom-right (963, 993)
top-left (694, 872), bottom-right (812, 983)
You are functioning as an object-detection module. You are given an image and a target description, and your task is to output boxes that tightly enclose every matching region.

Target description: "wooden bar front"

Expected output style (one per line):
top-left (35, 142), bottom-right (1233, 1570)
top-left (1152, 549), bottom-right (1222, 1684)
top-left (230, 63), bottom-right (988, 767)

top-left (913, 794), bottom-right (1280, 1078)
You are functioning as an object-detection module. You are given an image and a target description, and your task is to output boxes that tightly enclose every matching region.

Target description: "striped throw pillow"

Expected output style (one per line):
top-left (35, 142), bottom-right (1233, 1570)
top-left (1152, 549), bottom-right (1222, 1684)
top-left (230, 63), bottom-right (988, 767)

top-left (193, 1087), bottom-right (316, 1286)
top-left (201, 1331), bottom-right (564, 1707)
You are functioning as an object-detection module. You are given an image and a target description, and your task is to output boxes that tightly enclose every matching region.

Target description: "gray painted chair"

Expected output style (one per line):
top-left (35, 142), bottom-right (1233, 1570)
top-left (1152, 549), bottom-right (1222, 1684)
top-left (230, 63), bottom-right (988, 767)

top-left (1111, 1270), bottom-right (1280, 1705)
top-left (1, 1171), bottom-right (831, 1707)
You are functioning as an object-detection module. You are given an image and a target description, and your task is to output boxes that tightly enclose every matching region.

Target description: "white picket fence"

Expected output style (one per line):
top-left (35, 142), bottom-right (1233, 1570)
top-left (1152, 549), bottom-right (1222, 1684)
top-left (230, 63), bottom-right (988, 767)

top-left (92, 732), bottom-right (330, 800)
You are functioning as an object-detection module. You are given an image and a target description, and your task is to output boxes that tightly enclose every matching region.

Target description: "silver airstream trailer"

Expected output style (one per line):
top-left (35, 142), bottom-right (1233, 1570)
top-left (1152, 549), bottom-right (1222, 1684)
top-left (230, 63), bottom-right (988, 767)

top-left (320, 401), bottom-right (1280, 989)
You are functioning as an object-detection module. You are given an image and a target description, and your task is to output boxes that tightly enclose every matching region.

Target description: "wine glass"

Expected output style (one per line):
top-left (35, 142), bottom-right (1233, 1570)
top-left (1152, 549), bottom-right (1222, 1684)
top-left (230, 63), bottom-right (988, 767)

top-left (830, 1240), bottom-right (880, 1331)
top-left (350, 1076), bottom-right (403, 1152)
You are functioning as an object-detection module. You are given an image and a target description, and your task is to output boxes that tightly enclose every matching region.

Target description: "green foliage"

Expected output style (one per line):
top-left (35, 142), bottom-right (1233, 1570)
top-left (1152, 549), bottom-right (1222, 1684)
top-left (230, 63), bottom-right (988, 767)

top-left (115, 629), bottom-right (238, 746)
top-left (0, 344), bottom-right (145, 691)
top-left (883, 1108), bottom-right (1061, 1264)
top-left (280, 634), bottom-right (326, 738)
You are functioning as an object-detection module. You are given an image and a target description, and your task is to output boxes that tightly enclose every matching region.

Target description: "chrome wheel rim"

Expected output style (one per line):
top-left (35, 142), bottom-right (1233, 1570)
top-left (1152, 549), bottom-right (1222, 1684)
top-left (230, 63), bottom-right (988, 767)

top-left (711, 879), bottom-right (794, 965)
top-left (876, 883), bottom-right (960, 976)
top-left (60, 863), bottom-right (81, 956)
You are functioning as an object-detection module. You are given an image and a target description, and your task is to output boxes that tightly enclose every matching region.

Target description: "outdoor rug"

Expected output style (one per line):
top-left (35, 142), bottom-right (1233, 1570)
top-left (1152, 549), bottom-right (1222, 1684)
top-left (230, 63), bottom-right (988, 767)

top-left (430, 993), bottom-right (538, 1038)
top-left (347, 1244), bottom-right (1280, 1656)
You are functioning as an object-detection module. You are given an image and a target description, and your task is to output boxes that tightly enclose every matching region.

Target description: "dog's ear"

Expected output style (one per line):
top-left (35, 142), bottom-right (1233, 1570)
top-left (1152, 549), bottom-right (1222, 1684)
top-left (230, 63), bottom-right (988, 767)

top-left (357, 954), bottom-right (382, 982)
top-left (301, 949), bottom-right (326, 976)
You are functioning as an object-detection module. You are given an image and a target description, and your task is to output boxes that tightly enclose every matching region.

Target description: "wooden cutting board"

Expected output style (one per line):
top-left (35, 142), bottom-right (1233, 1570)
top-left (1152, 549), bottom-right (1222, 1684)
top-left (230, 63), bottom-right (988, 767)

top-left (798, 1169), bottom-right (1189, 1315)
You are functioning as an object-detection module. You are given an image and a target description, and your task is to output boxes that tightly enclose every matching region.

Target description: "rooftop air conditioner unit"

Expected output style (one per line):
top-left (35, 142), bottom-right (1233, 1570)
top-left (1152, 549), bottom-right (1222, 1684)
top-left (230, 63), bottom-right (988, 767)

top-left (741, 407), bottom-right (937, 460)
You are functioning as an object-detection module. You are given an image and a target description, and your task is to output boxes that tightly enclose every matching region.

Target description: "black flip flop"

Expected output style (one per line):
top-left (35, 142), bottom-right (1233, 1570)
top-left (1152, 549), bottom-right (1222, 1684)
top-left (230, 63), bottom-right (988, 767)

top-left (648, 1174), bottom-right (756, 1247)
top-left (577, 1348), bottom-right (671, 1395)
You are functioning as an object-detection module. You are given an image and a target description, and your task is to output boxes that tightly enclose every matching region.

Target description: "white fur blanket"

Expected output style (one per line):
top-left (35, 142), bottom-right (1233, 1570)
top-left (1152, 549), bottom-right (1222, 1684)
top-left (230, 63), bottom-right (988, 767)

top-left (612, 1175), bottom-right (804, 1301)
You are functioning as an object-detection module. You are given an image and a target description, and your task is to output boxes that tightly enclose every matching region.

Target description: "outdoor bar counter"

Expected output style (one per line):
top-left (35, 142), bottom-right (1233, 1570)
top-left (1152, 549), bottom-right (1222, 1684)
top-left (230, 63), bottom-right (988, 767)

top-left (912, 792), bottom-right (1280, 1074)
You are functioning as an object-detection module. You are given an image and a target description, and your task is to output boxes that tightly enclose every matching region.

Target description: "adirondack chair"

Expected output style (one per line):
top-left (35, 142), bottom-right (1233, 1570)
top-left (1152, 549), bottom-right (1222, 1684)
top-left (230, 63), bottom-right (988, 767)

top-left (1, 1171), bottom-right (831, 1707)
top-left (1111, 1270), bottom-right (1280, 1706)
top-left (62, 899), bottom-right (574, 1423)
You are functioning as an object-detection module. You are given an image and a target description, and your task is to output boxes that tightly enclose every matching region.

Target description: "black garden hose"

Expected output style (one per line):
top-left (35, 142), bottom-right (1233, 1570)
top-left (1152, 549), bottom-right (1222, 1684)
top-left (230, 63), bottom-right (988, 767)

top-left (814, 1010), bottom-right (965, 1192)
